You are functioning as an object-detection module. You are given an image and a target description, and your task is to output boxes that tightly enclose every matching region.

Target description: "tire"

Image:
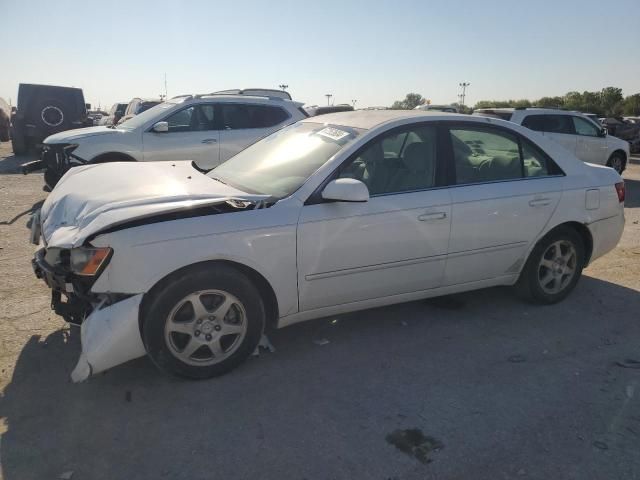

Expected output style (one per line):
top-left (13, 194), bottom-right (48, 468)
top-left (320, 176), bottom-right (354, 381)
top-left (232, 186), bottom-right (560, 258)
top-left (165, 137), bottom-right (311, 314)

top-left (10, 131), bottom-right (27, 155)
top-left (607, 152), bottom-right (625, 174)
top-left (142, 264), bottom-right (265, 379)
top-left (515, 226), bottom-right (585, 304)
top-left (44, 168), bottom-right (62, 189)
top-left (0, 125), bottom-right (9, 142)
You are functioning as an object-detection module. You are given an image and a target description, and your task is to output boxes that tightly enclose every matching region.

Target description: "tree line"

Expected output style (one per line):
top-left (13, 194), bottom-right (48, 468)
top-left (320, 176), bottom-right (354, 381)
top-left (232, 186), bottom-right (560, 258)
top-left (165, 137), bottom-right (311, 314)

top-left (391, 87), bottom-right (640, 117)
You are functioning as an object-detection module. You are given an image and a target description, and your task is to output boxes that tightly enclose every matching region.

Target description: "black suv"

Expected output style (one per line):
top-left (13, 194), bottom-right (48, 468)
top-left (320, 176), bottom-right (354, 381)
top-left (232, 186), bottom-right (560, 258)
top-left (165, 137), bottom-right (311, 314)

top-left (10, 84), bottom-right (92, 154)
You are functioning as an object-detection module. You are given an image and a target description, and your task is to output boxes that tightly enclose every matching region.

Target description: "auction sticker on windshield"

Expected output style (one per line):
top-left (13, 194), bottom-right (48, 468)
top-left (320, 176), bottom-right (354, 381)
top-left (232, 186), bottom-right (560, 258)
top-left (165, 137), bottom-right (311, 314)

top-left (317, 127), bottom-right (350, 141)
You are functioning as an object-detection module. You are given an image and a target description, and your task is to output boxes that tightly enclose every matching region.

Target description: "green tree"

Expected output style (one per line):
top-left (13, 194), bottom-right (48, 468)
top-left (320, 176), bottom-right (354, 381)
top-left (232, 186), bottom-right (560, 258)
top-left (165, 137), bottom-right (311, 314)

top-left (600, 87), bottom-right (624, 116)
top-left (623, 94), bottom-right (640, 116)
top-left (391, 93), bottom-right (425, 110)
top-left (536, 96), bottom-right (564, 108)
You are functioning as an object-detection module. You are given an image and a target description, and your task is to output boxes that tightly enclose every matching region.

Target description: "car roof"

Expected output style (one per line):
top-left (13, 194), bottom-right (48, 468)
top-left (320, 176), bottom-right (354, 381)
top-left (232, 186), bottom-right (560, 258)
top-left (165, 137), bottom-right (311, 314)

top-left (300, 109), bottom-right (459, 130)
top-left (175, 94), bottom-right (303, 108)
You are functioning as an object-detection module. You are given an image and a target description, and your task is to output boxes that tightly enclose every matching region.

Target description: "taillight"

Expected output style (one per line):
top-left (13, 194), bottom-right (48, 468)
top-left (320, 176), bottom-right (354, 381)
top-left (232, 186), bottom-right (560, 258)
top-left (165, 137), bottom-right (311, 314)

top-left (615, 182), bottom-right (625, 203)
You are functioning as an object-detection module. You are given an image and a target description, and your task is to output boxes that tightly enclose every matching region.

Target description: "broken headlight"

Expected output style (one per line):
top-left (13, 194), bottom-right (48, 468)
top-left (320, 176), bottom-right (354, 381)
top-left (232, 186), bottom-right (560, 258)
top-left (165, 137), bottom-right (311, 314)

top-left (70, 247), bottom-right (113, 276)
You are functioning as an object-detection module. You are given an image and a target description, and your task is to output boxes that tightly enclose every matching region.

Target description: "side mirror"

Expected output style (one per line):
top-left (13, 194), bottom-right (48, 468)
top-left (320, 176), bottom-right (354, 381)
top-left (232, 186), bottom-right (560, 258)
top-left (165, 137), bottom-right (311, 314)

top-left (152, 121), bottom-right (169, 133)
top-left (321, 178), bottom-right (369, 202)
top-left (598, 127), bottom-right (607, 137)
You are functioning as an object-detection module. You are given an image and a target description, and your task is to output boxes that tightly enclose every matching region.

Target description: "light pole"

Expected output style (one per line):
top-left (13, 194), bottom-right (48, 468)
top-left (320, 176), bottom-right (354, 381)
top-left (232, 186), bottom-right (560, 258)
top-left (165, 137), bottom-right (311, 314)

top-left (279, 84), bottom-right (288, 92)
top-left (459, 82), bottom-right (470, 107)
top-left (325, 94), bottom-right (332, 106)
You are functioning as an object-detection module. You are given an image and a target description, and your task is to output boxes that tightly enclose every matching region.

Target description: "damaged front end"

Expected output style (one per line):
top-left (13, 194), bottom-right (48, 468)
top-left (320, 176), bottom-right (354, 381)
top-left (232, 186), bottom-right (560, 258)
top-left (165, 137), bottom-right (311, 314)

top-left (22, 143), bottom-right (83, 189)
top-left (32, 243), bottom-right (148, 382)
top-left (32, 245), bottom-right (112, 325)
top-left (31, 171), bottom-right (271, 381)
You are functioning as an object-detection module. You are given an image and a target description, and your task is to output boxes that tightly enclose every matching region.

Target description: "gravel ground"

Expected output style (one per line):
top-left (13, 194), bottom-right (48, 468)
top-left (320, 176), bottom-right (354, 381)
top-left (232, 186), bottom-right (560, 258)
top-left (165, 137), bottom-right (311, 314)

top-left (0, 143), bottom-right (639, 480)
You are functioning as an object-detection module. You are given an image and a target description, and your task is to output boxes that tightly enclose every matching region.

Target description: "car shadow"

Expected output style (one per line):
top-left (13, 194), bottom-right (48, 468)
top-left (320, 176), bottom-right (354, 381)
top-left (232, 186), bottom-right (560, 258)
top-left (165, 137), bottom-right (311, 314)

top-left (1, 276), bottom-right (640, 479)
top-left (624, 178), bottom-right (640, 208)
top-left (0, 152), bottom-right (38, 175)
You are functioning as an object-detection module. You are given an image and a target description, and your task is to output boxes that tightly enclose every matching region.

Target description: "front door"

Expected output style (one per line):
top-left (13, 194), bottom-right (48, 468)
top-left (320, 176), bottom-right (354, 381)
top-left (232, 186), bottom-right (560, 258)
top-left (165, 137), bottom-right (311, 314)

top-left (142, 104), bottom-right (220, 169)
top-left (444, 124), bottom-right (563, 285)
top-left (297, 124), bottom-right (451, 311)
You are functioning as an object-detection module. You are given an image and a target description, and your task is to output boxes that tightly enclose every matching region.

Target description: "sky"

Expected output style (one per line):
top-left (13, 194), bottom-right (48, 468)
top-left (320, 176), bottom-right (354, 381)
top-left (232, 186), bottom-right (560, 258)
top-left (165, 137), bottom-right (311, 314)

top-left (1, 0), bottom-right (639, 110)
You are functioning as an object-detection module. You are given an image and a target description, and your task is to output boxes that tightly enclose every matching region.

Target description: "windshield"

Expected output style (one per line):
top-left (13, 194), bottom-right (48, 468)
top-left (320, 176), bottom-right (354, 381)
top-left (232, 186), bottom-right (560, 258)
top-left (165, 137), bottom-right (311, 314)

top-left (117, 102), bottom-right (177, 130)
top-left (209, 122), bottom-right (361, 198)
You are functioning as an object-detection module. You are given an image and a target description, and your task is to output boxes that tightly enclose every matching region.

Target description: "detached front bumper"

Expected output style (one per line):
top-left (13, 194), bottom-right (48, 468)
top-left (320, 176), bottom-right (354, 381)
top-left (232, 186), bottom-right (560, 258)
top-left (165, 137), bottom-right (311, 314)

top-left (33, 248), bottom-right (147, 382)
top-left (71, 294), bottom-right (146, 383)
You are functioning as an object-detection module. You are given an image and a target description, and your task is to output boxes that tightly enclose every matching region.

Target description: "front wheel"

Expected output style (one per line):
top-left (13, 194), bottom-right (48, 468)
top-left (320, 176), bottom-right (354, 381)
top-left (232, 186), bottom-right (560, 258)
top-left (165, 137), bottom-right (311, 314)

top-left (142, 265), bottom-right (265, 379)
top-left (607, 152), bottom-right (625, 174)
top-left (515, 227), bottom-right (585, 304)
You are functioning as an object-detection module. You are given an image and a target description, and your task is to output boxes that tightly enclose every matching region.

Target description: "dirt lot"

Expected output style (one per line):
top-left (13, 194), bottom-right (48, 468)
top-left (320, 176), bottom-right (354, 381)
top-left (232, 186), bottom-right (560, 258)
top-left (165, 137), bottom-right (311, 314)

top-left (0, 143), bottom-right (639, 480)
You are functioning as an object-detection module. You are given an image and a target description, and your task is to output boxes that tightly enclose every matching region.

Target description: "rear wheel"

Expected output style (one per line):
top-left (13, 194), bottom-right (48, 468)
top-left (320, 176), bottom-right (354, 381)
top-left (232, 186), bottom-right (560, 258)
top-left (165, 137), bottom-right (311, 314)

top-left (142, 265), bottom-right (265, 379)
top-left (607, 152), bottom-right (625, 174)
top-left (10, 131), bottom-right (27, 155)
top-left (515, 227), bottom-right (585, 304)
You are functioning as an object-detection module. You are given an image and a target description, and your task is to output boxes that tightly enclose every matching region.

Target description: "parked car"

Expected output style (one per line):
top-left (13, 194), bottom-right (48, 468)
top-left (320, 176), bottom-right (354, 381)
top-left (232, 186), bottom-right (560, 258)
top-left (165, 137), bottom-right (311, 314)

top-left (116, 98), bottom-right (162, 125)
top-left (473, 108), bottom-right (630, 173)
top-left (10, 84), bottom-right (92, 155)
top-left (600, 117), bottom-right (640, 142)
top-left (87, 110), bottom-right (108, 125)
top-left (30, 110), bottom-right (625, 381)
top-left (305, 104), bottom-right (354, 116)
top-left (414, 104), bottom-right (459, 113)
top-left (0, 97), bottom-right (10, 142)
top-left (100, 102), bottom-right (128, 126)
top-left (31, 90), bottom-right (307, 188)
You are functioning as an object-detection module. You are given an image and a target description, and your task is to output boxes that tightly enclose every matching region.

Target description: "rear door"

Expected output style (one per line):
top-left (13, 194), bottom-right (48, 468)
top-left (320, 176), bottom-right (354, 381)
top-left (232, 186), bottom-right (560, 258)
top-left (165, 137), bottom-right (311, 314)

top-left (444, 123), bottom-right (563, 285)
top-left (541, 114), bottom-right (578, 154)
top-left (217, 103), bottom-right (291, 162)
top-left (142, 104), bottom-right (220, 168)
top-left (572, 115), bottom-right (608, 165)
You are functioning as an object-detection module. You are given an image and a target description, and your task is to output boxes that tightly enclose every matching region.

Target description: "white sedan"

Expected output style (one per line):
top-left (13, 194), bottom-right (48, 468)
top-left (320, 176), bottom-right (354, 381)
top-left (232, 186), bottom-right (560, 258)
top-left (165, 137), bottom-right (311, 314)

top-left (31, 111), bottom-right (625, 381)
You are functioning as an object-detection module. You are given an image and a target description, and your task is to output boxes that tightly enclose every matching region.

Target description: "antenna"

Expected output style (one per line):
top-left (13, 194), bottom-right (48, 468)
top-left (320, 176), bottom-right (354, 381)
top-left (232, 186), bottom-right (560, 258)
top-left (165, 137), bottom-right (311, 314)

top-left (458, 82), bottom-right (470, 106)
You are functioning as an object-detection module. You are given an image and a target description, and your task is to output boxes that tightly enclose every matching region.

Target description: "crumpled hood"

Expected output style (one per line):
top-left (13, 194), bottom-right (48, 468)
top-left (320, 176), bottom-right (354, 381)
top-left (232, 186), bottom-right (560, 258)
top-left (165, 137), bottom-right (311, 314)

top-left (44, 126), bottom-right (123, 144)
top-left (41, 161), bottom-right (267, 248)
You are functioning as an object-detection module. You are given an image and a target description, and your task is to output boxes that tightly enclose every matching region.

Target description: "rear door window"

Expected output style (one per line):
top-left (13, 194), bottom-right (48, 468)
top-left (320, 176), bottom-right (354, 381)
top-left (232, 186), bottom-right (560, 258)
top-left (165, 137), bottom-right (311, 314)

top-left (543, 115), bottom-right (575, 134)
top-left (450, 128), bottom-right (522, 184)
top-left (448, 125), bottom-right (563, 184)
top-left (220, 104), bottom-right (289, 129)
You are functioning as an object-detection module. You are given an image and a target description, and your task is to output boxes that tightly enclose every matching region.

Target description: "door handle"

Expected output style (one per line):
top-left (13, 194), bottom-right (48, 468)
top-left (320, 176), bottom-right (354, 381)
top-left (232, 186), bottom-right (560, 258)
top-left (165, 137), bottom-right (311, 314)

top-left (418, 212), bottom-right (447, 221)
top-left (529, 198), bottom-right (551, 207)
top-left (201, 138), bottom-right (217, 144)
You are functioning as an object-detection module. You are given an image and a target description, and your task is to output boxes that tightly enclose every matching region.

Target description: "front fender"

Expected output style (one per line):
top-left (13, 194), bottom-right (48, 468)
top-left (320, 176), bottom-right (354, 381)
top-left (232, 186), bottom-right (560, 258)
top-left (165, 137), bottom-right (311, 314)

top-left (90, 207), bottom-right (301, 318)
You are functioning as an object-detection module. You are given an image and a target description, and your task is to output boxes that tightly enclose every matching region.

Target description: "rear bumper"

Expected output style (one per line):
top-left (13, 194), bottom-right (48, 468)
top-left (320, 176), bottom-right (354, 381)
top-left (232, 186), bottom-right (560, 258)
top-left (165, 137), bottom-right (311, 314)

top-left (588, 212), bottom-right (625, 263)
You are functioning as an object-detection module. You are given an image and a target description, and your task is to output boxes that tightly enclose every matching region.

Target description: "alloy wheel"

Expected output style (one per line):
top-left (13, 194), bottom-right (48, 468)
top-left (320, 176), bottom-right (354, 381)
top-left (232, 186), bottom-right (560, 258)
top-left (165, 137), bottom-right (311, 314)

top-left (609, 156), bottom-right (623, 174)
top-left (164, 289), bottom-right (248, 366)
top-left (537, 240), bottom-right (577, 295)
